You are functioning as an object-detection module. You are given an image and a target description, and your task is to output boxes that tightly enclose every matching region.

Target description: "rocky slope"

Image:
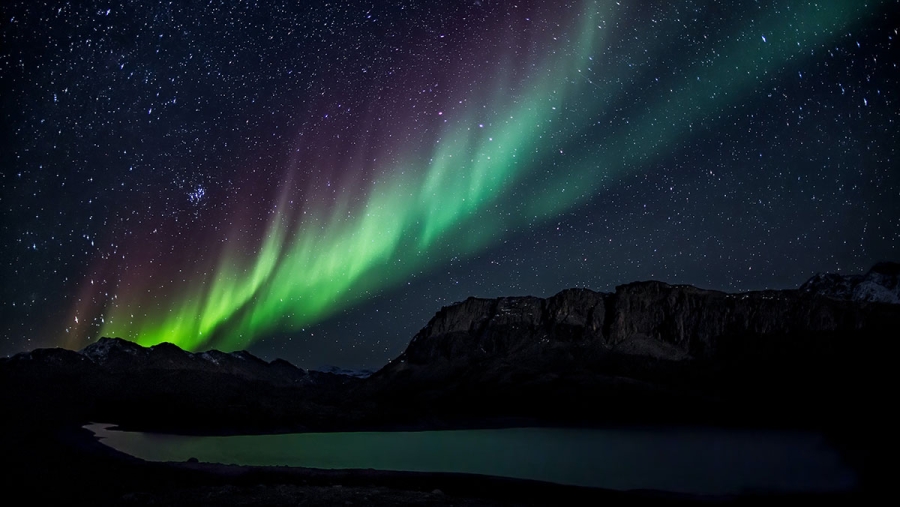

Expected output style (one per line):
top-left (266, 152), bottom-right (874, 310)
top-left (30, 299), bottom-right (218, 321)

top-left (365, 273), bottom-right (896, 426)
top-left (799, 261), bottom-right (900, 304)
top-left (380, 281), bottom-right (893, 373)
top-left (78, 337), bottom-right (310, 386)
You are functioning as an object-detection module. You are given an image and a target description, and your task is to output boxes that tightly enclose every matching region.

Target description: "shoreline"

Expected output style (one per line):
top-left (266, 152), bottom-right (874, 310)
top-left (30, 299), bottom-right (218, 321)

top-left (84, 423), bottom-right (859, 502)
top-left (2, 418), bottom-right (871, 506)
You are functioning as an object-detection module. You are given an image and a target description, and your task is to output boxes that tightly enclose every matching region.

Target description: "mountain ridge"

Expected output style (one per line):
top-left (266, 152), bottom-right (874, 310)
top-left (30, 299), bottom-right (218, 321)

top-left (2, 263), bottom-right (897, 433)
top-left (799, 261), bottom-right (900, 304)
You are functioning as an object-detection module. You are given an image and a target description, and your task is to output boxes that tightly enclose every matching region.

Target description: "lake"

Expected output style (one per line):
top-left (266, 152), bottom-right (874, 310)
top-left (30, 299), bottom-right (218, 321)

top-left (86, 423), bottom-right (856, 495)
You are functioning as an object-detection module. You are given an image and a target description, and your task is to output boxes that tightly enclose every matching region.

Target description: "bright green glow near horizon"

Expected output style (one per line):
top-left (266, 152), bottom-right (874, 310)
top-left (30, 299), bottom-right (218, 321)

top-left (97, 0), bottom-right (881, 351)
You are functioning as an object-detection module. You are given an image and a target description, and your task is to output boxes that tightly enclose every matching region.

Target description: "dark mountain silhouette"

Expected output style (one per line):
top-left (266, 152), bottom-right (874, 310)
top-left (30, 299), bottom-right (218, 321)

top-left (359, 276), bottom-right (895, 428)
top-left (2, 263), bottom-right (896, 433)
top-left (1, 337), bottom-right (362, 433)
top-left (3, 264), bottom-right (895, 504)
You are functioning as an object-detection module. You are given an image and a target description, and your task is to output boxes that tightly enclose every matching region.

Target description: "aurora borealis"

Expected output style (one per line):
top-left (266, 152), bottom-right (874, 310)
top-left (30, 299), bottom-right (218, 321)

top-left (2, 1), bottom-right (898, 367)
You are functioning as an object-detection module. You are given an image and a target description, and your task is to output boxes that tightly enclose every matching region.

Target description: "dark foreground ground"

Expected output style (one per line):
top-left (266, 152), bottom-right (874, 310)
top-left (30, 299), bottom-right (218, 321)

top-left (0, 420), bottom-right (872, 507)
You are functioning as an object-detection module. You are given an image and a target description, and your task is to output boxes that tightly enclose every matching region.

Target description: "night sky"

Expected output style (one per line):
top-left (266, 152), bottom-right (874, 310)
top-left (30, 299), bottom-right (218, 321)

top-left (1, 0), bottom-right (898, 369)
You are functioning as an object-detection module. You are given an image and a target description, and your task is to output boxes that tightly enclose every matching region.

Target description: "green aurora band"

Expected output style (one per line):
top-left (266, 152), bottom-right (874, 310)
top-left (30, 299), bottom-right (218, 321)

top-left (87, 0), bottom-right (882, 351)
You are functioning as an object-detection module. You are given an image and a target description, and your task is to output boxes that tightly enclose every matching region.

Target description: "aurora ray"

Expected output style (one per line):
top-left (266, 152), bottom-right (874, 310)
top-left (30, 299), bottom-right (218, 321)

top-left (57, 0), bottom-right (887, 353)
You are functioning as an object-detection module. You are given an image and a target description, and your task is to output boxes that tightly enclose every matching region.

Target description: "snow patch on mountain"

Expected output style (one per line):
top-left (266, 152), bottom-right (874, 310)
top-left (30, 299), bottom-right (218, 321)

top-left (200, 351), bottom-right (219, 365)
top-left (80, 337), bottom-right (143, 362)
top-left (800, 262), bottom-right (900, 304)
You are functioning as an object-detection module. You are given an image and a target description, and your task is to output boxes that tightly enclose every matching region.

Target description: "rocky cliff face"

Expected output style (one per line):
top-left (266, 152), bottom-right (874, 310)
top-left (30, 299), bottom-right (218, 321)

top-left (384, 281), bottom-right (894, 372)
top-left (369, 274), bottom-right (896, 426)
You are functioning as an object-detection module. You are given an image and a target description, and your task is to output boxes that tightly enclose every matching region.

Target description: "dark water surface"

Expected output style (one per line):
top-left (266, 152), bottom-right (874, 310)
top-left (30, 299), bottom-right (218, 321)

top-left (86, 423), bottom-right (855, 495)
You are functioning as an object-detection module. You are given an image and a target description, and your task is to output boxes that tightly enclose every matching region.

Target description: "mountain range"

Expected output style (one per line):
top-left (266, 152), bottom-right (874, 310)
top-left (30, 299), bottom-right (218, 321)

top-left (2, 263), bottom-right (897, 433)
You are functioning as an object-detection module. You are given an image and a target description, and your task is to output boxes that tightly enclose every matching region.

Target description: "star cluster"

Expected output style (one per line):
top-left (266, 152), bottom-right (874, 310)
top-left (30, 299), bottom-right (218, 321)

top-left (1, 0), bottom-right (898, 368)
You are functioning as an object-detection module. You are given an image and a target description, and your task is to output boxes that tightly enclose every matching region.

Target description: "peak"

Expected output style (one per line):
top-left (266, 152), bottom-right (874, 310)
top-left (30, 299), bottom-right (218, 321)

top-left (80, 337), bottom-right (144, 360)
top-left (228, 350), bottom-right (266, 363)
top-left (91, 336), bottom-right (132, 347)
top-left (149, 341), bottom-right (186, 354)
